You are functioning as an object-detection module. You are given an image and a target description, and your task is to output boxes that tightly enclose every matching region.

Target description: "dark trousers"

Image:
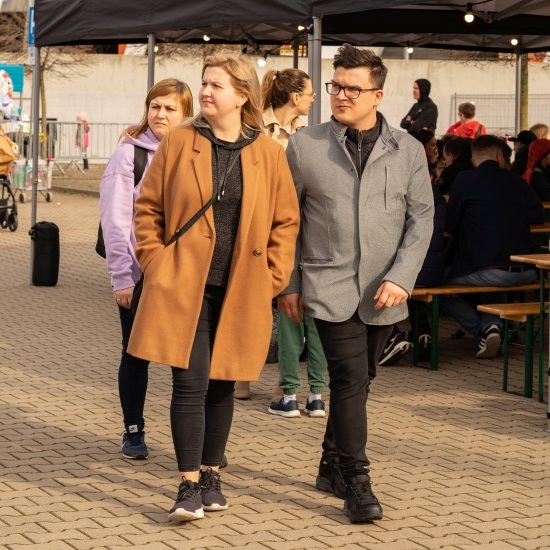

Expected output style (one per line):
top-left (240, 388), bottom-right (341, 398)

top-left (118, 305), bottom-right (149, 431)
top-left (171, 285), bottom-right (235, 472)
top-left (314, 313), bottom-right (392, 480)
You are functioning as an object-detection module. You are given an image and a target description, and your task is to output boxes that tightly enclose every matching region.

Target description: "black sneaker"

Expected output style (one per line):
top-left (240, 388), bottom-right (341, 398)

top-left (344, 474), bottom-right (383, 523)
top-left (121, 430), bottom-right (148, 460)
top-left (305, 398), bottom-right (326, 418)
top-left (417, 332), bottom-right (431, 362)
top-left (378, 327), bottom-right (410, 366)
top-left (315, 457), bottom-right (346, 499)
top-left (168, 478), bottom-right (204, 522)
top-left (268, 397), bottom-right (300, 418)
top-left (200, 468), bottom-right (228, 511)
top-left (476, 323), bottom-right (502, 359)
top-left (220, 454), bottom-right (228, 469)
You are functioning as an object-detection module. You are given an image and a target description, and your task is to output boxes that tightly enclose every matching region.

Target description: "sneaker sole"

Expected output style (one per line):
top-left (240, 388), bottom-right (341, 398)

top-left (203, 503), bottom-right (229, 511)
top-left (344, 501), bottom-right (383, 522)
top-left (476, 333), bottom-right (501, 359)
top-left (122, 452), bottom-right (148, 460)
top-left (268, 407), bottom-right (300, 417)
top-left (168, 508), bottom-right (204, 522)
top-left (305, 409), bottom-right (326, 417)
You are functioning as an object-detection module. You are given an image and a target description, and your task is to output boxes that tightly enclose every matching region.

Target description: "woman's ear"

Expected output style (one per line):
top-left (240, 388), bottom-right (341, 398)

top-left (236, 92), bottom-right (248, 108)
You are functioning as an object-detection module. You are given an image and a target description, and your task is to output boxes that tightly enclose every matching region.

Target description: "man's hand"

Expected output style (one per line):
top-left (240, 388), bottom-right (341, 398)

top-left (373, 281), bottom-right (408, 311)
top-left (277, 293), bottom-right (304, 323)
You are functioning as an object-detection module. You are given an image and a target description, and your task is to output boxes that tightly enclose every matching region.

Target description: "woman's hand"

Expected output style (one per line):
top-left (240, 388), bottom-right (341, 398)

top-left (114, 286), bottom-right (134, 309)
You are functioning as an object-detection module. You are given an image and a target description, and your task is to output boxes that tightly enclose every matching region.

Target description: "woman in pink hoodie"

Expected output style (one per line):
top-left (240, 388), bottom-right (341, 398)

top-left (99, 79), bottom-right (193, 460)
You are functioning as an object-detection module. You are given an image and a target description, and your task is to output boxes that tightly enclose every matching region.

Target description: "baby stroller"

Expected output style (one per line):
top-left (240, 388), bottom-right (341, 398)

top-left (0, 132), bottom-right (18, 231)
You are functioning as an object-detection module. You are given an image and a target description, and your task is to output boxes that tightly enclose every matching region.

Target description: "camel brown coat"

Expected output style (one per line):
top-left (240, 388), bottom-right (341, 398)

top-left (127, 125), bottom-right (300, 380)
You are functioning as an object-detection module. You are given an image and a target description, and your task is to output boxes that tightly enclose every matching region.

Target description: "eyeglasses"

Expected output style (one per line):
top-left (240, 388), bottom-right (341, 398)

top-left (325, 83), bottom-right (379, 99)
top-left (298, 91), bottom-right (316, 98)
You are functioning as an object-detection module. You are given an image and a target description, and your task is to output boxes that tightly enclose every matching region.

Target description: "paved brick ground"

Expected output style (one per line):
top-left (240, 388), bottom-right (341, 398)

top-left (0, 192), bottom-right (549, 550)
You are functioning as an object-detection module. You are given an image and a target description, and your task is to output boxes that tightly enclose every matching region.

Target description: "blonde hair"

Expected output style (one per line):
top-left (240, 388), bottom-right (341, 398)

top-left (127, 78), bottom-right (194, 138)
top-left (261, 68), bottom-right (311, 111)
top-left (197, 53), bottom-right (262, 133)
top-left (529, 123), bottom-right (549, 140)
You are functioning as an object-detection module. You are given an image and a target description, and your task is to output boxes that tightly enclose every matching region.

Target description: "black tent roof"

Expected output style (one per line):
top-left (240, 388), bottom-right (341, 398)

top-left (35, 0), bottom-right (550, 53)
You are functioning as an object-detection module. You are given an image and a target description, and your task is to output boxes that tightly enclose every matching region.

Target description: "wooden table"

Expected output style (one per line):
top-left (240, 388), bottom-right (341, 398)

top-left (530, 222), bottom-right (550, 234)
top-left (510, 253), bottom-right (550, 431)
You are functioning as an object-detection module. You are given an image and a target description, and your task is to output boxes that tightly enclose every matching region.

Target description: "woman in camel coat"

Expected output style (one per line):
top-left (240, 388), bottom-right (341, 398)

top-left (127, 53), bottom-right (299, 523)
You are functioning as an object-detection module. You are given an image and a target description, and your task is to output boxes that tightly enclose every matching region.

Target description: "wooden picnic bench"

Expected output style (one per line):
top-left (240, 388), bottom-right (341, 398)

top-left (477, 302), bottom-right (547, 399)
top-left (410, 282), bottom-right (540, 371)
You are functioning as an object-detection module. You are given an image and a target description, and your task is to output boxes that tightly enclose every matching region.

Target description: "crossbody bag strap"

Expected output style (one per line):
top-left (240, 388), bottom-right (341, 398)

top-left (166, 194), bottom-right (215, 247)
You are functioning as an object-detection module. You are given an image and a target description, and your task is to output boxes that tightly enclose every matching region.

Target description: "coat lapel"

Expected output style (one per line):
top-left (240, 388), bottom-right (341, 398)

top-left (191, 130), bottom-right (215, 233)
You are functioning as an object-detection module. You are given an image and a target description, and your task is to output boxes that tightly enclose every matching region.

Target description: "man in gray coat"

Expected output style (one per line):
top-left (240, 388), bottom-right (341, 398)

top-left (279, 44), bottom-right (434, 523)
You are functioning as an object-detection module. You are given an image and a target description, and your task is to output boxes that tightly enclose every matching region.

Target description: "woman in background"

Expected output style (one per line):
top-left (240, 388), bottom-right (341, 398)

top-left (100, 79), bottom-right (193, 460)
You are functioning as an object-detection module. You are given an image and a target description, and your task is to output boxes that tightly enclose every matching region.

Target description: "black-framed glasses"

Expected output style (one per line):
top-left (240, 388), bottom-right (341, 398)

top-left (325, 82), bottom-right (379, 99)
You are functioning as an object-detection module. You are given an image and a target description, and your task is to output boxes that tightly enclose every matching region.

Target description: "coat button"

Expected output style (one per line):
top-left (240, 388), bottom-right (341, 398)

top-left (253, 248), bottom-right (262, 256)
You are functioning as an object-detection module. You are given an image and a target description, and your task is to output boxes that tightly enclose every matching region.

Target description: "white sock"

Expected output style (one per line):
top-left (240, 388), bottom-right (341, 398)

top-left (282, 394), bottom-right (296, 404)
top-left (309, 393), bottom-right (322, 403)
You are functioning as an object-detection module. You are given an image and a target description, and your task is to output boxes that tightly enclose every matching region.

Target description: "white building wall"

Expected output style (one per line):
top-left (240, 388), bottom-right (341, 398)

top-left (25, 52), bottom-right (550, 133)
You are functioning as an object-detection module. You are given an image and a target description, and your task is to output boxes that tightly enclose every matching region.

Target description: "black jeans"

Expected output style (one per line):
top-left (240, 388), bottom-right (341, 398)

top-left (171, 285), bottom-right (235, 472)
top-left (118, 305), bottom-right (149, 432)
top-left (314, 314), bottom-right (392, 480)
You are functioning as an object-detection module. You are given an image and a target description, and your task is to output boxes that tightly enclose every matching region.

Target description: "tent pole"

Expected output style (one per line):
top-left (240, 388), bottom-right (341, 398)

top-left (147, 34), bottom-right (156, 90)
top-left (308, 16), bottom-right (322, 125)
top-left (293, 40), bottom-right (299, 69)
top-left (514, 45), bottom-right (521, 134)
top-left (30, 45), bottom-right (40, 284)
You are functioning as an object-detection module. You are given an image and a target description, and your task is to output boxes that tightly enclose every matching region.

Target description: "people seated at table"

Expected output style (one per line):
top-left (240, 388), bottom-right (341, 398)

top-left (522, 138), bottom-right (550, 201)
top-left (509, 130), bottom-right (537, 175)
top-left (436, 136), bottom-right (473, 194)
top-left (496, 136), bottom-right (512, 170)
top-left (379, 135), bottom-right (446, 366)
top-left (443, 135), bottom-right (544, 359)
top-left (529, 123), bottom-right (549, 140)
top-left (446, 102), bottom-right (486, 139)
top-left (400, 78), bottom-right (438, 135)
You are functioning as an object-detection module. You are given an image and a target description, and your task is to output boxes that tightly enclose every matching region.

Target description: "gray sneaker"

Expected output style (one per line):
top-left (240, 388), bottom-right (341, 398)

top-left (200, 468), bottom-right (228, 511)
top-left (168, 478), bottom-right (204, 522)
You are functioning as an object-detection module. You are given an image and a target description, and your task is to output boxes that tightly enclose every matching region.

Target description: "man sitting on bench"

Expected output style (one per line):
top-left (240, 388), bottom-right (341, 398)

top-left (444, 135), bottom-right (544, 358)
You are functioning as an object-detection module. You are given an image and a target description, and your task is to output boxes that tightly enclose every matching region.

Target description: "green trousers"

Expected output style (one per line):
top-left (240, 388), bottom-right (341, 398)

top-left (278, 312), bottom-right (327, 395)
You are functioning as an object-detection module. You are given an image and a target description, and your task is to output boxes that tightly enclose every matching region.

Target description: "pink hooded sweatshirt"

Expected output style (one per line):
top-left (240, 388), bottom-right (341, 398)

top-left (99, 127), bottom-right (159, 291)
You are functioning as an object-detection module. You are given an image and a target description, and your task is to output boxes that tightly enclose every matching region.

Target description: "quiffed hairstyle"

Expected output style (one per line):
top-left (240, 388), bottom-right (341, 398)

top-left (333, 43), bottom-right (387, 90)
top-left (458, 102), bottom-right (476, 119)
top-left (261, 68), bottom-right (311, 111)
top-left (128, 78), bottom-right (193, 138)
top-left (471, 134), bottom-right (503, 159)
top-left (199, 52), bottom-right (262, 132)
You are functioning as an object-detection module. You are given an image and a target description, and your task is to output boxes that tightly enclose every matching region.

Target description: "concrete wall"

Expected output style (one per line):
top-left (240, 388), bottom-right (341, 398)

top-left (24, 52), bottom-right (550, 133)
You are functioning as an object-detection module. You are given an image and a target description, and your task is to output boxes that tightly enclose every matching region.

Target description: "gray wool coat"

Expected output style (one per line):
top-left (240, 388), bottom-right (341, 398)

top-left (285, 114), bottom-right (434, 326)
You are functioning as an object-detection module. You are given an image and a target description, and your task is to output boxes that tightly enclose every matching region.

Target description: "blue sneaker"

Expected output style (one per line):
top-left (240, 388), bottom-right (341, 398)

top-left (121, 430), bottom-right (148, 460)
top-left (268, 397), bottom-right (300, 418)
top-left (305, 398), bottom-right (326, 417)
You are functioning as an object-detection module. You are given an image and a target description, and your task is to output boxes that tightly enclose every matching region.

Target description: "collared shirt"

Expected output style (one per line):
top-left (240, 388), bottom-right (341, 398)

top-left (261, 105), bottom-right (305, 150)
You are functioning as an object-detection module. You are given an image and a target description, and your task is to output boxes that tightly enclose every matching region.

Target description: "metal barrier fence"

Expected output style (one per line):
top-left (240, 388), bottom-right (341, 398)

top-left (0, 121), bottom-right (132, 165)
top-left (450, 94), bottom-right (550, 136)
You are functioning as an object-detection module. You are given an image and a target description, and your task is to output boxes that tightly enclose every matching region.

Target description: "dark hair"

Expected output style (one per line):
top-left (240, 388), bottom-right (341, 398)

top-left (458, 102), bottom-right (476, 119)
top-left (443, 137), bottom-right (472, 159)
top-left (415, 129), bottom-right (435, 147)
top-left (261, 68), bottom-right (311, 110)
top-left (472, 134), bottom-right (502, 156)
top-left (333, 43), bottom-right (387, 89)
top-left (496, 137), bottom-right (512, 169)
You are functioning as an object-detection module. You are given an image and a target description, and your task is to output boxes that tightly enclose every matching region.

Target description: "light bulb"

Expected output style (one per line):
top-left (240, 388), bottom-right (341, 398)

top-left (464, 4), bottom-right (474, 23)
top-left (406, 46), bottom-right (414, 54)
top-left (297, 25), bottom-right (305, 31)
top-left (511, 38), bottom-right (519, 46)
top-left (203, 34), bottom-right (211, 42)
top-left (257, 56), bottom-right (267, 67)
